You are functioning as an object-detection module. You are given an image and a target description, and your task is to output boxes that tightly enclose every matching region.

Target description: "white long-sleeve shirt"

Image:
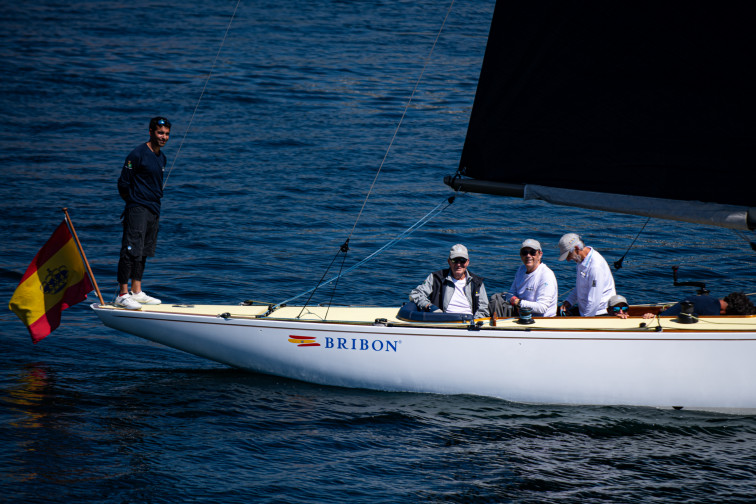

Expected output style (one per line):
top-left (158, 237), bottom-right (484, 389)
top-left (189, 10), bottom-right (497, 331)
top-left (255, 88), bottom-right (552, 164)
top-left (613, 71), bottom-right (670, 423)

top-left (564, 247), bottom-right (616, 316)
top-left (506, 263), bottom-right (558, 317)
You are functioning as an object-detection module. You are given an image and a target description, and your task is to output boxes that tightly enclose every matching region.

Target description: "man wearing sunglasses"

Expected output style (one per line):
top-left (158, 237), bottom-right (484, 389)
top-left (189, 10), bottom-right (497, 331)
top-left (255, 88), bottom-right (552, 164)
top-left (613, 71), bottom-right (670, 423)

top-left (505, 239), bottom-right (558, 317)
top-left (409, 244), bottom-right (489, 319)
top-left (607, 294), bottom-right (630, 319)
top-left (557, 232), bottom-right (616, 316)
top-left (115, 116), bottom-right (171, 310)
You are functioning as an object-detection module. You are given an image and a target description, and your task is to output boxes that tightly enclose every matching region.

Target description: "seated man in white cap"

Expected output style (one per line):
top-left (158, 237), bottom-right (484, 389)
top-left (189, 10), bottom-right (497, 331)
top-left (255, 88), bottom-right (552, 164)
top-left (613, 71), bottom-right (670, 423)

top-left (409, 244), bottom-right (489, 319)
top-left (505, 239), bottom-right (558, 317)
top-left (557, 233), bottom-right (616, 316)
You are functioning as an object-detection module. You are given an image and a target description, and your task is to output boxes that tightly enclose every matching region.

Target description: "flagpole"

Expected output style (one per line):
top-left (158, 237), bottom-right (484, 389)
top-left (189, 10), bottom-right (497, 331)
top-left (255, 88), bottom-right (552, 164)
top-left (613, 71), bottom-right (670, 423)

top-left (62, 208), bottom-right (105, 305)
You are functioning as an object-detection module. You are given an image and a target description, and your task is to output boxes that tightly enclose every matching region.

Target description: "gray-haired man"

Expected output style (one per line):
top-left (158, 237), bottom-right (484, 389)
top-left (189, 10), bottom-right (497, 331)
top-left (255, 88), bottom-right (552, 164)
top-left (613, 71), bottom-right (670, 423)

top-left (558, 233), bottom-right (616, 316)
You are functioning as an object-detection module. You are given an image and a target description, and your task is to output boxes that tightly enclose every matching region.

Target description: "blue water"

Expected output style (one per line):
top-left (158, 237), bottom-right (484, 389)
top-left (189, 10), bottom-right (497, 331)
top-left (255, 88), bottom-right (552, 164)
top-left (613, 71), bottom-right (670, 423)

top-left (2, 1), bottom-right (756, 502)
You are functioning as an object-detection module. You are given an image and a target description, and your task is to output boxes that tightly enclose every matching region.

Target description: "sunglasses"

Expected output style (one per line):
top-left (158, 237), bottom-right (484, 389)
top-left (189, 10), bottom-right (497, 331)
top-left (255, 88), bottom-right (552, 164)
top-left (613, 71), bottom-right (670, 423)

top-left (450, 258), bottom-right (468, 264)
top-left (611, 305), bottom-right (629, 313)
top-left (157, 118), bottom-right (167, 125)
top-left (520, 248), bottom-right (539, 256)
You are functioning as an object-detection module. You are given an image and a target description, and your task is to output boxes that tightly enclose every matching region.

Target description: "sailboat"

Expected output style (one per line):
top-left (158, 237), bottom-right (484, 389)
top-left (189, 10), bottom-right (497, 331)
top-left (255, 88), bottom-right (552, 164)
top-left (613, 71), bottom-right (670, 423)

top-left (93, 2), bottom-right (756, 412)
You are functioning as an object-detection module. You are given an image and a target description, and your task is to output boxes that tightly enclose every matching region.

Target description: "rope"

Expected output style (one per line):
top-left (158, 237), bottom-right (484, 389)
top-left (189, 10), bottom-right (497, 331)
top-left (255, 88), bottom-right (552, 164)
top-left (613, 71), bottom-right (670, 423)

top-left (345, 0), bottom-right (456, 241)
top-left (613, 216), bottom-right (651, 270)
top-left (323, 248), bottom-right (351, 321)
top-left (275, 195), bottom-right (456, 311)
top-left (295, 242), bottom-right (349, 319)
top-left (286, 0), bottom-right (457, 314)
top-left (731, 227), bottom-right (756, 253)
top-left (163, 0), bottom-right (242, 190)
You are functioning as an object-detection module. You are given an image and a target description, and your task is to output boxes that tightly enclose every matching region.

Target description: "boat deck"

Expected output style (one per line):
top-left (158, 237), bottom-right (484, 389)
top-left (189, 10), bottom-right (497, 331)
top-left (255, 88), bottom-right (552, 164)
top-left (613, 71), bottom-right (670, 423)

top-left (95, 303), bottom-right (756, 333)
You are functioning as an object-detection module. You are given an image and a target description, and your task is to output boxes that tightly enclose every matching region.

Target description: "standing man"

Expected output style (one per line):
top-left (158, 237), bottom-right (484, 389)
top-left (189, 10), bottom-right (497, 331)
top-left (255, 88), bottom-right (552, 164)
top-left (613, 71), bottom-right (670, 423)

top-left (506, 239), bottom-right (558, 317)
top-left (410, 244), bottom-right (489, 319)
top-left (114, 117), bottom-right (171, 310)
top-left (557, 233), bottom-right (616, 316)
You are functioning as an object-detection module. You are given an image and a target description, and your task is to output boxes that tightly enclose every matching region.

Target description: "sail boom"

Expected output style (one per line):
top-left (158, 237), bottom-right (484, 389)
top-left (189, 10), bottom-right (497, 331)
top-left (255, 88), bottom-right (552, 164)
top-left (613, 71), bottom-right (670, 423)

top-left (443, 175), bottom-right (523, 198)
top-left (446, 177), bottom-right (754, 231)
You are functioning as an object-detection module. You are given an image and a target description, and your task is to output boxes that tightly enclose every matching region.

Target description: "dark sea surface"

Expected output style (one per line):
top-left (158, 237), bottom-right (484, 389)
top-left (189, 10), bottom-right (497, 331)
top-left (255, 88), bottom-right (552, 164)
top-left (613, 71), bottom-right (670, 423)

top-left (2, 1), bottom-right (756, 502)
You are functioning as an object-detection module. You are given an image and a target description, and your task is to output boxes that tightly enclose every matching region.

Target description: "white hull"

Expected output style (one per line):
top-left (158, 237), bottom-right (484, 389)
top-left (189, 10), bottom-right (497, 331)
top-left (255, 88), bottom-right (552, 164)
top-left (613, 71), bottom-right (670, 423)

top-left (92, 303), bottom-right (756, 411)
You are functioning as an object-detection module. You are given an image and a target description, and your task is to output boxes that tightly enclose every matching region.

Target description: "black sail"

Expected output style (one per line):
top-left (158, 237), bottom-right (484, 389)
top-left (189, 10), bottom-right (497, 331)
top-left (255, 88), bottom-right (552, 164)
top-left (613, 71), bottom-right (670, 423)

top-left (450, 2), bottom-right (755, 230)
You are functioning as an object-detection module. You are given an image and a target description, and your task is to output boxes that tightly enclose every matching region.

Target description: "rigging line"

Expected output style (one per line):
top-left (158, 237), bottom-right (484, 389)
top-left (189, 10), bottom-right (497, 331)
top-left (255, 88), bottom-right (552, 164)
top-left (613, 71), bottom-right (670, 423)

top-left (162, 0), bottom-right (242, 190)
top-left (613, 216), bottom-right (651, 270)
top-left (731, 228), bottom-right (756, 252)
top-left (323, 250), bottom-right (351, 321)
top-left (345, 0), bottom-right (456, 240)
top-left (275, 195), bottom-right (455, 310)
top-left (296, 246), bottom-right (346, 319)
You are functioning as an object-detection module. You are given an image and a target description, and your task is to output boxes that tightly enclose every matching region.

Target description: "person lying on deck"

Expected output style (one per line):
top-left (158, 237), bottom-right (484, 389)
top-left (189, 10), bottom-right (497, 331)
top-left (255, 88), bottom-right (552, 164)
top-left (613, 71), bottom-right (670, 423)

top-left (409, 244), bottom-right (489, 319)
top-left (642, 292), bottom-right (755, 318)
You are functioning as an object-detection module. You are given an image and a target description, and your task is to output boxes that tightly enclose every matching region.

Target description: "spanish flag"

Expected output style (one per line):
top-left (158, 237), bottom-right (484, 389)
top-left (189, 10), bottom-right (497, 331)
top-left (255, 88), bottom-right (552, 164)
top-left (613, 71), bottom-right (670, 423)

top-left (9, 220), bottom-right (94, 343)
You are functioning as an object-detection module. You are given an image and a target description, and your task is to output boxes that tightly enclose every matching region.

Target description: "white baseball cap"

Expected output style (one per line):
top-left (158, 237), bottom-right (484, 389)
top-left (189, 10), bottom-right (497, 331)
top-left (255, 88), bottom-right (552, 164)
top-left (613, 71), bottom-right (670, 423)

top-left (521, 239), bottom-right (542, 252)
top-left (558, 233), bottom-right (582, 261)
top-left (449, 244), bottom-right (469, 260)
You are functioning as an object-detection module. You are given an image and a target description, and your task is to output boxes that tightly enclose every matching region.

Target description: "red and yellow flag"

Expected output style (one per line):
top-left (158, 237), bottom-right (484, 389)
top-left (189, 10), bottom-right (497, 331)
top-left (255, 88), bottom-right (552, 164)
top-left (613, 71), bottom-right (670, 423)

top-left (9, 220), bottom-right (94, 343)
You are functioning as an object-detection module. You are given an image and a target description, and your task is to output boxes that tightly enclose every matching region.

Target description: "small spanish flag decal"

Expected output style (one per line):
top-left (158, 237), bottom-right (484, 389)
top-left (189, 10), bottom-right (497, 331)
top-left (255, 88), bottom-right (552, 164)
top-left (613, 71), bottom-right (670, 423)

top-left (288, 335), bottom-right (320, 347)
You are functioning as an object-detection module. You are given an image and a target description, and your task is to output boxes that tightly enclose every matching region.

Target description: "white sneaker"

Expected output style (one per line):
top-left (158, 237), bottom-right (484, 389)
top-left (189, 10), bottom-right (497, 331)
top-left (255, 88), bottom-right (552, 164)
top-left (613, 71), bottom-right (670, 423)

top-left (115, 293), bottom-right (142, 310)
top-left (130, 290), bottom-right (161, 305)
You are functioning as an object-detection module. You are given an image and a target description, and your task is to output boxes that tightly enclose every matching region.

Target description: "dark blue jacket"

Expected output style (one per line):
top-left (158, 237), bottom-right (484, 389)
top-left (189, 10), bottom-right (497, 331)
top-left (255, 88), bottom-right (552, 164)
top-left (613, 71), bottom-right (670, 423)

top-left (661, 295), bottom-right (721, 316)
top-left (118, 142), bottom-right (166, 216)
